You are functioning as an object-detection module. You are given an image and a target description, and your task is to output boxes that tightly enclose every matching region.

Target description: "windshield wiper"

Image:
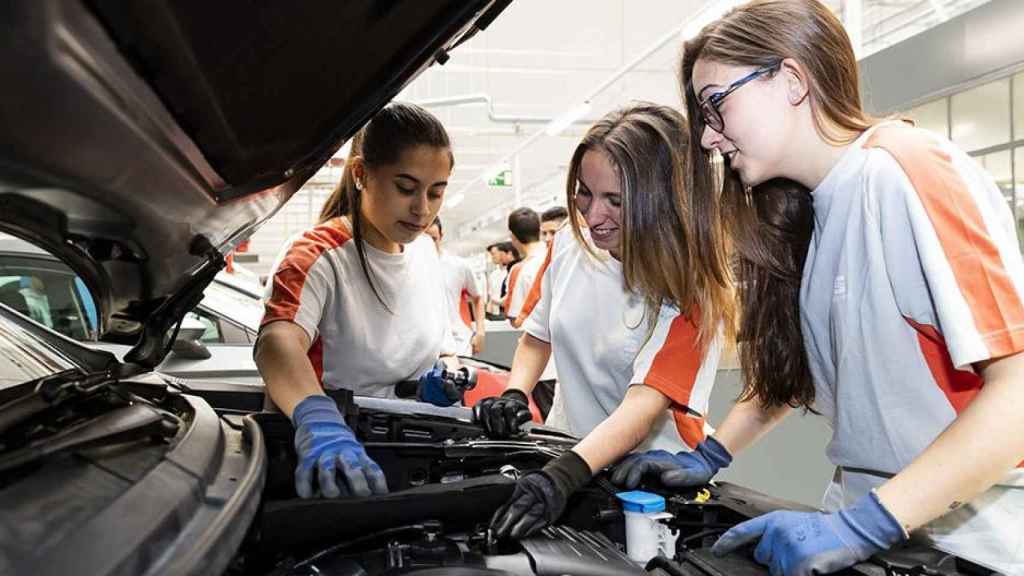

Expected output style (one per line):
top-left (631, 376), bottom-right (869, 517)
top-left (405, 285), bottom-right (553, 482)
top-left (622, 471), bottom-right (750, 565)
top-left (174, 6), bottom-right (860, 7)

top-left (0, 403), bottom-right (168, 473)
top-left (0, 368), bottom-right (120, 437)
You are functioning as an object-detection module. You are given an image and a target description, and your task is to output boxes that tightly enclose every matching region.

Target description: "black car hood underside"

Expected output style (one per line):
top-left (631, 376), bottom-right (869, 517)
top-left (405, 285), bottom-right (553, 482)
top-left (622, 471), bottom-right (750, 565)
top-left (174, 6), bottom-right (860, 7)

top-left (0, 0), bottom-right (508, 365)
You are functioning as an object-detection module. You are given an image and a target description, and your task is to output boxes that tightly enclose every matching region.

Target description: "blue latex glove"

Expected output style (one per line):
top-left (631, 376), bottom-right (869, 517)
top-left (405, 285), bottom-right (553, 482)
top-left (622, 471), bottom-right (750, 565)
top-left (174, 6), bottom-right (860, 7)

top-left (610, 436), bottom-right (732, 489)
top-left (417, 360), bottom-right (461, 407)
top-left (711, 491), bottom-right (907, 576)
top-left (291, 394), bottom-right (389, 499)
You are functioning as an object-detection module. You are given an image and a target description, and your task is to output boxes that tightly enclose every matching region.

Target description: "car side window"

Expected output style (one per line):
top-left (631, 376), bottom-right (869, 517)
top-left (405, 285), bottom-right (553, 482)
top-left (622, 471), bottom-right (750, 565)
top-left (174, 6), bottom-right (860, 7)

top-left (183, 310), bottom-right (223, 344)
top-left (0, 260), bottom-right (96, 341)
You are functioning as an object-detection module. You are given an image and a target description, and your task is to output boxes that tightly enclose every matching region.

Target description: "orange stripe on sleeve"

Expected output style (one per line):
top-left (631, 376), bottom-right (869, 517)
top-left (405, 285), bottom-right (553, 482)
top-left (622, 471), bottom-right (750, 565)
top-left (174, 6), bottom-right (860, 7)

top-left (905, 317), bottom-right (1022, 467)
top-left (866, 125), bottom-right (1024, 358)
top-left (503, 263), bottom-right (522, 314)
top-left (905, 317), bottom-right (983, 415)
top-left (672, 413), bottom-right (706, 449)
top-left (511, 242), bottom-right (553, 328)
top-left (644, 311), bottom-right (704, 410)
top-left (262, 219), bottom-right (351, 327)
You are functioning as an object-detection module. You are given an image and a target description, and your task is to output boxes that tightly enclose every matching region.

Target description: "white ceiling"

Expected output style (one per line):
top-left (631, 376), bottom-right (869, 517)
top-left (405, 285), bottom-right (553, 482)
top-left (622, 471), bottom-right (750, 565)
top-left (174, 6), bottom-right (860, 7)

top-left (245, 0), bottom-right (993, 271)
top-left (403, 0), bottom-right (991, 257)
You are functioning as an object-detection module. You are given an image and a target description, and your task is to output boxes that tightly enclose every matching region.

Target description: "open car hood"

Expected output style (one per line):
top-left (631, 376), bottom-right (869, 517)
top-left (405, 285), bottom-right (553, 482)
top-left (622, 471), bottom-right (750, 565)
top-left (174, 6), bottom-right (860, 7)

top-left (0, 0), bottom-right (510, 369)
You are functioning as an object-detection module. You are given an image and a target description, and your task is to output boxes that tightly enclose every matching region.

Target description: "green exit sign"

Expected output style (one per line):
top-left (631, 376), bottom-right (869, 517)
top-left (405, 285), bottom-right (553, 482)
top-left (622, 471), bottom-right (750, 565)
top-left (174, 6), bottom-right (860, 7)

top-left (488, 170), bottom-right (512, 187)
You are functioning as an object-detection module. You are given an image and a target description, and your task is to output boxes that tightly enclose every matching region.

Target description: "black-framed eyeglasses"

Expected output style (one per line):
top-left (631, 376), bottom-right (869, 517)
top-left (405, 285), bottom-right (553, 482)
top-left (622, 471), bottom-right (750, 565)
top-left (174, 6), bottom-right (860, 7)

top-left (697, 60), bottom-right (782, 134)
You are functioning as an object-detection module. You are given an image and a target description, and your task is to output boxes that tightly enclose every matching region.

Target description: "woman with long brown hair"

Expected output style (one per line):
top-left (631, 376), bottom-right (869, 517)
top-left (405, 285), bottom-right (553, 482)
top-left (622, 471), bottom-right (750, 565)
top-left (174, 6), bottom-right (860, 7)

top-left (256, 102), bottom-right (459, 501)
top-left (624, 1), bottom-right (1024, 573)
top-left (484, 103), bottom-right (736, 539)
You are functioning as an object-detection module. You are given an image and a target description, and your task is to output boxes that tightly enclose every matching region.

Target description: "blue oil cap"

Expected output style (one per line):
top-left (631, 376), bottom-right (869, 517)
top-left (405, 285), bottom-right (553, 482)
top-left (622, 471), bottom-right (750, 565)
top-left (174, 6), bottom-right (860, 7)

top-left (616, 490), bottom-right (666, 513)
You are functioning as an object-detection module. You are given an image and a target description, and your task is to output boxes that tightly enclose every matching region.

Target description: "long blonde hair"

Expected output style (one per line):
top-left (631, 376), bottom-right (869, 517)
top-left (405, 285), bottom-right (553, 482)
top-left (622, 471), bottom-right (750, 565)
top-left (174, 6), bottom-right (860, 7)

top-left (681, 0), bottom-right (877, 410)
top-left (566, 103), bottom-right (735, 350)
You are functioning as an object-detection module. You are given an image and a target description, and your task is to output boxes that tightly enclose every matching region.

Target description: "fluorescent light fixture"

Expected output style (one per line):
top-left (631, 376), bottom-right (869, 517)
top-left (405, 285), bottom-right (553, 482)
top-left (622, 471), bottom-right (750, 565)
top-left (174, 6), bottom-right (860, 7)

top-left (445, 193), bottom-right (466, 209)
top-left (544, 102), bottom-right (592, 136)
top-left (928, 0), bottom-right (949, 21)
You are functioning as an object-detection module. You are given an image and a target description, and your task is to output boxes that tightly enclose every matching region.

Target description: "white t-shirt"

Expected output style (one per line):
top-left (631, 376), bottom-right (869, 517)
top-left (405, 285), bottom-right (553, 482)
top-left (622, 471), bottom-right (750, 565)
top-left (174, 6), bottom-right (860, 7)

top-left (487, 267), bottom-right (507, 315)
top-left (505, 245), bottom-right (547, 325)
top-left (261, 217), bottom-right (455, 398)
top-left (521, 229), bottom-right (721, 453)
top-left (439, 251), bottom-right (480, 355)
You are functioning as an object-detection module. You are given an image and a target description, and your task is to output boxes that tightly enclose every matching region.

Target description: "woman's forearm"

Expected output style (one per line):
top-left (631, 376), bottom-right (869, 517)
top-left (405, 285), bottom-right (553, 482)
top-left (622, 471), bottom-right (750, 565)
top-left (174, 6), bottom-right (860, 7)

top-left (255, 321), bottom-right (323, 417)
top-left (505, 332), bottom-right (551, 396)
top-left (472, 295), bottom-right (486, 336)
top-left (712, 395), bottom-right (792, 457)
top-left (877, 351), bottom-right (1024, 533)
top-left (572, 384), bottom-right (671, 473)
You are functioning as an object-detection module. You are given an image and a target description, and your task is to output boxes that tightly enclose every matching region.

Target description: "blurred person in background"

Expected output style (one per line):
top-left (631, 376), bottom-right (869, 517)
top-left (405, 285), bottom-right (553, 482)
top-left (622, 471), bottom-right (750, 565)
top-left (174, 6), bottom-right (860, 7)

top-left (497, 241), bottom-right (518, 304)
top-left (540, 206), bottom-right (569, 246)
top-left (426, 217), bottom-right (485, 355)
top-left (503, 208), bottom-right (545, 327)
top-left (485, 242), bottom-right (510, 320)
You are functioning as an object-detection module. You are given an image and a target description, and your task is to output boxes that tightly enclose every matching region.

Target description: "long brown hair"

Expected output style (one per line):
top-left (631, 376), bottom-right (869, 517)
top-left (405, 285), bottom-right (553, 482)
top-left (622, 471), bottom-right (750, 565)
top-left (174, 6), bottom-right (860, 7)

top-left (318, 102), bottom-right (453, 309)
top-left (681, 0), bottom-right (877, 410)
top-left (565, 103), bottom-right (735, 350)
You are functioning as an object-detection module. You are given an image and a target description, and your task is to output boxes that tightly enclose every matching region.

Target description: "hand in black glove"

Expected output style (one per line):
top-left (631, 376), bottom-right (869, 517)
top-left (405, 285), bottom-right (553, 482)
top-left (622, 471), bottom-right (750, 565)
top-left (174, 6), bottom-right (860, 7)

top-left (473, 388), bottom-right (532, 438)
top-left (490, 451), bottom-right (592, 539)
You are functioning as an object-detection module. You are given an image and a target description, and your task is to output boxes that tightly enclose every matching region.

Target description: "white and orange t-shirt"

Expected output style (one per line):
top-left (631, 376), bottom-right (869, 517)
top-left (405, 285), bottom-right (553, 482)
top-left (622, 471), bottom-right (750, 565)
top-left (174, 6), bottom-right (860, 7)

top-left (803, 123), bottom-right (1024, 570)
top-left (438, 251), bottom-right (480, 355)
top-left (520, 229), bottom-right (722, 453)
top-left (505, 245), bottom-right (547, 326)
top-left (260, 217), bottom-right (455, 398)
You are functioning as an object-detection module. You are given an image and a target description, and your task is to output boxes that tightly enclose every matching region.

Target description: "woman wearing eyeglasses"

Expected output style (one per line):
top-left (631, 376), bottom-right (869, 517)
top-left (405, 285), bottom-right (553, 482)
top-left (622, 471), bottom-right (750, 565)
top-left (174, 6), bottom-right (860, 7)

top-left (482, 103), bottom-right (736, 540)
top-left (613, 1), bottom-right (1024, 573)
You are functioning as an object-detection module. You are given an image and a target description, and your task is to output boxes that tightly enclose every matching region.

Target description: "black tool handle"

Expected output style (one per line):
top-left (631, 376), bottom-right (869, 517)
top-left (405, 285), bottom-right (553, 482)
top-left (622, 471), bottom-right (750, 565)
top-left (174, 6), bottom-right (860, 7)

top-left (394, 380), bottom-right (419, 399)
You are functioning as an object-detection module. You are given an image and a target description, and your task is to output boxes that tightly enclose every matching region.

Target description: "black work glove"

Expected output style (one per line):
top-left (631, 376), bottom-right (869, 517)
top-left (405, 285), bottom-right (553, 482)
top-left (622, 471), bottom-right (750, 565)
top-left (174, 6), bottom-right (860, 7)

top-left (474, 389), bottom-right (532, 439)
top-left (490, 450), bottom-right (592, 539)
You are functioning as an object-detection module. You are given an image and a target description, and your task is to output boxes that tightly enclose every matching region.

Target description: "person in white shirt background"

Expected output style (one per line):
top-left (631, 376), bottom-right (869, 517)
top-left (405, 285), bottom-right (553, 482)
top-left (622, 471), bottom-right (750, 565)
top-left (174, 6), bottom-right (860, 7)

top-left (503, 208), bottom-right (546, 327)
top-left (483, 103), bottom-right (736, 540)
top-left (425, 216), bottom-right (485, 356)
top-left (539, 206), bottom-right (568, 246)
top-left (484, 243), bottom-right (507, 319)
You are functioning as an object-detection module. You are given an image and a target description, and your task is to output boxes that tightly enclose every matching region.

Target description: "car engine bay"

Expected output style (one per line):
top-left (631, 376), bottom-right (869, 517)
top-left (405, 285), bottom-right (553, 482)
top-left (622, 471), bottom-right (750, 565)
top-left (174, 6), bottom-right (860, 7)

top-left (222, 391), bottom-right (999, 576)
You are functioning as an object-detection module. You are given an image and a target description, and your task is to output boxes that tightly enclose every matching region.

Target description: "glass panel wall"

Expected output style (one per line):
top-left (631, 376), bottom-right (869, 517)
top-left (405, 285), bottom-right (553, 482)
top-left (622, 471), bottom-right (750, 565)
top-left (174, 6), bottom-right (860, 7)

top-left (906, 98), bottom-right (948, 138)
top-left (975, 150), bottom-right (1013, 205)
top-left (951, 78), bottom-right (1010, 151)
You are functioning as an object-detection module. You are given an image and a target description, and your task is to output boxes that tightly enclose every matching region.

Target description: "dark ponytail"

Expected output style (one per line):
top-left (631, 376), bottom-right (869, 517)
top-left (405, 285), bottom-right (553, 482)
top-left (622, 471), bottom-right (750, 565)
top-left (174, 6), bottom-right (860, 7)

top-left (319, 102), bottom-right (453, 310)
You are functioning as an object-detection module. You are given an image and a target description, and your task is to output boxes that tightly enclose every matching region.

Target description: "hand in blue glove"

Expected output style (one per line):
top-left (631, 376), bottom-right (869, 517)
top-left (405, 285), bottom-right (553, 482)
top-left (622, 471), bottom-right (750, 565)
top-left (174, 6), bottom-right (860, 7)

top-left (291, 394), bottom-right (389, 499)
top-left (711, 491), bottom-right (907, 576)
top-left (417, 360), bottom-right (461, 407)
top-left (610, 436), bottom-right (732, 490)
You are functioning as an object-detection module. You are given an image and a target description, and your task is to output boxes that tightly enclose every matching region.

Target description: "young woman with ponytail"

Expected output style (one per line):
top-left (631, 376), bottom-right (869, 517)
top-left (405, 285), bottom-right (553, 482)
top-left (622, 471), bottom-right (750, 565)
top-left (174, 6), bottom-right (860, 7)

top-left (619, 1), bottom-right (1024, 573)
top-left (255, 102), bottom-right (458, 501)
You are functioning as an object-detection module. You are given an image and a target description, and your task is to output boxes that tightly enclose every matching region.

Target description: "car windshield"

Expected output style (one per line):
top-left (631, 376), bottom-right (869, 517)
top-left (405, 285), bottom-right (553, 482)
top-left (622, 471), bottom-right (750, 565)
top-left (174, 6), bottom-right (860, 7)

top-left (0, 309), bottom-right (76, 390)
top-left (202, 280), bottom-right (264, 333)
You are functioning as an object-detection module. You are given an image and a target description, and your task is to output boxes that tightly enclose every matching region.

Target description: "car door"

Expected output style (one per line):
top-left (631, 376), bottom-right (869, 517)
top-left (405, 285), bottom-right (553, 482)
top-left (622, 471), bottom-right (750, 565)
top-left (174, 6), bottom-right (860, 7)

top-left (0, 243), bottom-right (262, 385)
